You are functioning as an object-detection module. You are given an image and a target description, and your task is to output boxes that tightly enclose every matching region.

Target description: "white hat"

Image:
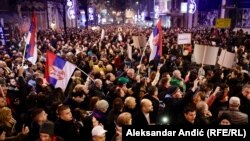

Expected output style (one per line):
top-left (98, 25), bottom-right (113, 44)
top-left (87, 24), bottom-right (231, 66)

top-left (91, 125), bottom-right (107, 136)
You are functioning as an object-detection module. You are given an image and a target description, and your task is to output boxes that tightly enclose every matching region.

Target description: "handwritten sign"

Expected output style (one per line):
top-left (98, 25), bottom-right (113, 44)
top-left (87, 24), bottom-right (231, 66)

top-left (177, 33), bottom-right (191, 45)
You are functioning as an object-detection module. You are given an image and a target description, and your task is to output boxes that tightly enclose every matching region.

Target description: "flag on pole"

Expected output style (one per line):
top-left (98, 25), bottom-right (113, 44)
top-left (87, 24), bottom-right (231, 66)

top-left (148, 18), bottom-right (162, 62)
top-left (45, 51), bottom-right (76, 91)
top-left (100, 29), bottom-right (105, 41)
top-left (25, 13), bottom-right (38, 65)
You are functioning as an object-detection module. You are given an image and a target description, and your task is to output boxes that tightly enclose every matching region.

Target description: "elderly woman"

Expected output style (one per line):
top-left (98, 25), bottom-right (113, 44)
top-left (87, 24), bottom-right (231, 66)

top-left (92, 99), bottom-right (109, 129)
top-left (0, 107), bottom-right (29, 141)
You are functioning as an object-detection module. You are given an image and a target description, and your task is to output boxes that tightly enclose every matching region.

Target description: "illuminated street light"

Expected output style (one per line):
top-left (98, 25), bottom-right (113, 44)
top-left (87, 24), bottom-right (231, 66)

top-left (67, 0), bottom-right (73, 7)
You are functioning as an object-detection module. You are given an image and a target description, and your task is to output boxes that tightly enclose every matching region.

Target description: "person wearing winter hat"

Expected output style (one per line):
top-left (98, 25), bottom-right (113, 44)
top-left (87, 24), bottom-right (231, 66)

top-left (117, 77), bottom-right (129, 85)
top-left (163, 79), bottom-right (199, 125)
top-left (36, 121), bottom-right (64, 141)
top-left (164, 86), bottom-right (182, 99)
top-left (218, 113), bottom-right (232, 125)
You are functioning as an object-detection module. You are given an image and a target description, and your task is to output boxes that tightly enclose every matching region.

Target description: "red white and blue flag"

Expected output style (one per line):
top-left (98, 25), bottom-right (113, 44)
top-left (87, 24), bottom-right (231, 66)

top-left (25, 13), bottom-right (38, 65)
top-left (45, 51), bottom-right (76, 91)
top-left (148, 18), bottom-right (162, 61)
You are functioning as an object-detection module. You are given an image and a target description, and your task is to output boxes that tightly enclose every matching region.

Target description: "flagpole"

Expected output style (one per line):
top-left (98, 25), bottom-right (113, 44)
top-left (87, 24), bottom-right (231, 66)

top-left (0, 85), bottom-right (5, 99)
top-left (21, 40), bottom-right (27, 67)
top-left (137, 41), bottom-right (148, 74)
top-left (75, 66), bottom-right (95, 82)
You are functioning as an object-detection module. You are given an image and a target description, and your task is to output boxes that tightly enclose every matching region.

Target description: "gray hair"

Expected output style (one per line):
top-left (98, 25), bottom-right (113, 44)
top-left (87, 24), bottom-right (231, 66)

top-left (95, 99), bottom-right (109, 113)
top-left (229, 96), bottom-right (240, 107)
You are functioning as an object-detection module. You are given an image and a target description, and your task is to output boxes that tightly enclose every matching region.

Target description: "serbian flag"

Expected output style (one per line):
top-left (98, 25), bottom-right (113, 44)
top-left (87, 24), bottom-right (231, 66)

top-left (25, 13), bottom-right (38, 65)
top-left (45, 51), bottom-right (76, 91)
top-left (148, 18), bottom-right (162, 62)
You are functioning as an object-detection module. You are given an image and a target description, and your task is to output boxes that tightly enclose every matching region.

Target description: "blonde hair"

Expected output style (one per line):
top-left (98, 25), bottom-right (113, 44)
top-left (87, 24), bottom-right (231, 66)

top-left (73, 70), bottom-right (81, 77)
top-left (116, 112), bottom-right (132, 126)
top-left (0, 107), bottom-right (12, 126)
top-left (124, 97), bottom-right (136, 106)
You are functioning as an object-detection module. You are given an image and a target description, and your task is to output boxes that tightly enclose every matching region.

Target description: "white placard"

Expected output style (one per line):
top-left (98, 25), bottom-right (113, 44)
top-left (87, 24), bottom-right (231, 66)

top-left (139, 35), bottom-right (147, 48)
top-left (127, 44), bottom-right (132, 60)
top-left (132, 36), bottom-right (140, 48)
top-left (218, 49), bottom-right (236, 68)
top-left (177, 33), bottom-right (191, 45)
top-left (193, 44), bottom-right (219, 65)
top-left (218, 49), bottom-right (226, 65)
top-left (203, 46), bottom-right (219, 65)
top-left (193, 44), bottom-right (204, 64)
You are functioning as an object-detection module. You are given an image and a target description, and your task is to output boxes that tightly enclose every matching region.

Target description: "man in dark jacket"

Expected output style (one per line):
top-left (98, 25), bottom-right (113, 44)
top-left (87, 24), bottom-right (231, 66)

top-left (36, 121), bottom-right (64, 141)
top-left (238, 84), bottom-right (250, 123)
top-left (176, 105), bottom-right (199, 126)
top-left (164, 79), bottom-right (199, 125)
top-left (133, 99), bottom-right (155, 126)
top-left (54, 105), bottom-right (80, 141)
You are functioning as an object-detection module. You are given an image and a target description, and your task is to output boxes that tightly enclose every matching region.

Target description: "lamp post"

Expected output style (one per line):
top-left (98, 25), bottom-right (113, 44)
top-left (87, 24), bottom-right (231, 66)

top-left (62, 0), bottom-right (67, 36)
top-left (136, 1), bottom-right (139, 24)
top-left (187, 0), bottom-right (197, 29)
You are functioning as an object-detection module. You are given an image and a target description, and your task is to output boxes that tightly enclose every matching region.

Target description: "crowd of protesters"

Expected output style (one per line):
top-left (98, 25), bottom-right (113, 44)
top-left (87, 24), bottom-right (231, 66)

top-left (0, 24), bottom-right (249, 141)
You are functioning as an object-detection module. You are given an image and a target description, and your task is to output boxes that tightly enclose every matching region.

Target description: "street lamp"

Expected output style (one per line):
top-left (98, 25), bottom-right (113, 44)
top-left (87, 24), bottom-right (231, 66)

top-left (62, 0), bottom-right (76, 35)
top-left (62, 0), bottom-right (67, 35)
top-left (67, 0), bottom-right (73, 7)
top-left (135, 1), bottom-right (140, 24)
top-left (67, 0), bottom-right (76, 20)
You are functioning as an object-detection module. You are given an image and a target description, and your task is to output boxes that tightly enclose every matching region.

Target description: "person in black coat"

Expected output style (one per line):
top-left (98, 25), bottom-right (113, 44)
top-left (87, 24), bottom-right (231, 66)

top-left (176, 105), bottom-right (200, 126)
top-left (238, 84), bottom-right (250, 123)
top-left (163, 79), bottom-right (199, 125)
top-left (89, 79), bottom-right (106, 100)
top-left (133, 99), bottom-right (155, 126)
top-left (54, 105), bottom-right (80, 141)
top-left (142, 86), bottom-right (160, 124)
top-left (35, 121), bottom-right (64, 141)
